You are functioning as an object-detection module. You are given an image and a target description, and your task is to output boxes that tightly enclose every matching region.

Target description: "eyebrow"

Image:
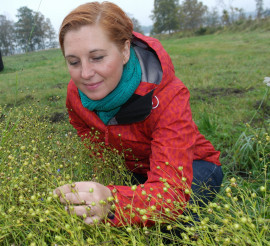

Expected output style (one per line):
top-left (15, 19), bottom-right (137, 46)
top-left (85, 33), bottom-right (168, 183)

top-left (65, 49), bottom-right (106, 59)
top-left (89, 49), bottom-right (106, 53)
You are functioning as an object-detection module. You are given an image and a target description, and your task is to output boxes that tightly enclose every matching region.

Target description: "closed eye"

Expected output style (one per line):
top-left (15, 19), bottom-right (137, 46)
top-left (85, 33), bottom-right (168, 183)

top-left (69, 61), bottom-right (79, 66)
top-left (66, 58), bottom-right (80, 66)
top-left (92, 56), bottom-right (104, 62)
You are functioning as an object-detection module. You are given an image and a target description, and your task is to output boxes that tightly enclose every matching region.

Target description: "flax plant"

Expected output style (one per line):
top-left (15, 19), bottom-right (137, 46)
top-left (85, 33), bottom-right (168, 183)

top-left (0, 103), bottom-right (269, 245)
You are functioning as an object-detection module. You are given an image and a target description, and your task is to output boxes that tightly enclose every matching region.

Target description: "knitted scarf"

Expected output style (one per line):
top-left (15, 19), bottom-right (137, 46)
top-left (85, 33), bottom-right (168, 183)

top-left (78, 46), bottom-right (141, 125)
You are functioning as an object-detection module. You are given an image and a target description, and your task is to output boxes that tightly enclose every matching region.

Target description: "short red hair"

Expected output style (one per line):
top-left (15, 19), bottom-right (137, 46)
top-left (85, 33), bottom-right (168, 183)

top-left (59, 1), bottom-right (133, 55)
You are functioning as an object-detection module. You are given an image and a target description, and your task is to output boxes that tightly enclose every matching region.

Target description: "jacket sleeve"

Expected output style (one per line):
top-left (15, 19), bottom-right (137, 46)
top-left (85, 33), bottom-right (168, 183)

top-left (107, 86), bottom-right (195, 227)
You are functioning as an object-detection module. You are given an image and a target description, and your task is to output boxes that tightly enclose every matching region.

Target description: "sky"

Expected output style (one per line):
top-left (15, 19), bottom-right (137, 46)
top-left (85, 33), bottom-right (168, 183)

top-left (2, 0), bottom-right (270, 33)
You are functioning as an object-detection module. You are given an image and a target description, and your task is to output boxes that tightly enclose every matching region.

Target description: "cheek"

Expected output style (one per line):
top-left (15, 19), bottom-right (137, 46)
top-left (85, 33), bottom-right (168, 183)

top-left (68, 68), bottom-right (79, 81)
top-left (103, 60), bottom-right (123, 79)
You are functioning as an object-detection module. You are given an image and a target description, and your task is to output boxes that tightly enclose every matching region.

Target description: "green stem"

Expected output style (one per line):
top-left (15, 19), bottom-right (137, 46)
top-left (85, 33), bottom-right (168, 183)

top-left (248, 87), bottom-right (269, 126)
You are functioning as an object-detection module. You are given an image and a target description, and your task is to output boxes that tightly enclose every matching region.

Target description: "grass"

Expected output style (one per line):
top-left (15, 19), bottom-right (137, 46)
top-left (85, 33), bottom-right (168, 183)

top-left (0, 49), bottom-right (69, 115)
top-left (162, 31), bottom-right (270, 151)
top-left (0, 31), bottom-right (269, 245)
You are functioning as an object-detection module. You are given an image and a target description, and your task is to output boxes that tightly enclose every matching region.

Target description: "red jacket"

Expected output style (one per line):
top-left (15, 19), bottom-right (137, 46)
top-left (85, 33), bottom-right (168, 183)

top-left (66, 32), bottom-right (221, 227)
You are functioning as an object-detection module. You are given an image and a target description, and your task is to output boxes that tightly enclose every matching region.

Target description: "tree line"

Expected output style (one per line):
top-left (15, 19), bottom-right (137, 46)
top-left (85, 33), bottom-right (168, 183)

top-left (1, 1), bottom-right (269, 56)
top-left (151, 0), bottom-right (269, 34)
top-left (0, 6), bottom-right (57, 56)
top-left (0, 6), bottom-right (145, 56)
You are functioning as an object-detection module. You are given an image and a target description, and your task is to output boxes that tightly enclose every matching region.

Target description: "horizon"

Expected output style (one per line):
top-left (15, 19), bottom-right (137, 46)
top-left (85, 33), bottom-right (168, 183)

top-left (2, 0), bottom-right (270, 32)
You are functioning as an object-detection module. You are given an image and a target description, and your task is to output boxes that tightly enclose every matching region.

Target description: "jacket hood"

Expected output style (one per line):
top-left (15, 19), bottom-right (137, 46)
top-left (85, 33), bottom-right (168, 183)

top-left (132, 32), bottom-right (176, 96)
top-left (106, 32), bottom-right (177, 125)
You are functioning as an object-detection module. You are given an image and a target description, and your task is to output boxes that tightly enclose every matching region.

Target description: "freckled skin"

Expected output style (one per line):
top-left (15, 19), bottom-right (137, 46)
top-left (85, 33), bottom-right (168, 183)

top-left (64, 25), bottom-right (130, 101)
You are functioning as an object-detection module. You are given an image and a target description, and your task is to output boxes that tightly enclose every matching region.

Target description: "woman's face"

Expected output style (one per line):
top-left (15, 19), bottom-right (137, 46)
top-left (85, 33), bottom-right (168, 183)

top-left (64, 25), bottom-right (130, 101)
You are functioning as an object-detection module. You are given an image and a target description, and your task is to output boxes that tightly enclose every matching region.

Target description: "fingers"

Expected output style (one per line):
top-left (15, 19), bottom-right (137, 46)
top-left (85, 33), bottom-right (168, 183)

top-left (59, 191), bottom-right (91, 205)
top-left (54, 184), bottom-right (73, 196)
top-left (54, 181), bottom-right (103, 198)
top-left (53, 181), bottom-right (113, 225)
top-left (54, 182), bottom-right (112, 205)
top-left (84, 215), bottom-right (101, 224)
top-left (65, 205), bottom-right (98, 217)
top-left (54, 183), bottom-right (81, 197)
top-left (65, 205), bottom-right (104, 225)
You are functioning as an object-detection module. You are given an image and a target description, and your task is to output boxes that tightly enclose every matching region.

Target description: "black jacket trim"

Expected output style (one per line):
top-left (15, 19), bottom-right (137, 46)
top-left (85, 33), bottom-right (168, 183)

top-left (108, 90), bottom-right (154, 125)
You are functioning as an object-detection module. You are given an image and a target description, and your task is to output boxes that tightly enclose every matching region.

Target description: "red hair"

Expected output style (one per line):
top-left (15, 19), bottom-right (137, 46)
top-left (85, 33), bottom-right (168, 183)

top-left (59, 1), bottom-right (133, 54)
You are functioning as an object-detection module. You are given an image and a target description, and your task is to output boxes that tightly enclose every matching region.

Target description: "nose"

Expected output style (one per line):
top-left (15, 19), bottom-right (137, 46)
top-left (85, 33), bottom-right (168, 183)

top-left (81, 62), bottom-right (95, 79)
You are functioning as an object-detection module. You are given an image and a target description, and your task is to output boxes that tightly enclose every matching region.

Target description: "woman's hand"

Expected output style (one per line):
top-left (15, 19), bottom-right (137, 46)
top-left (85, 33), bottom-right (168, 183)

top-left (54, 181), bottom-right (113, 224)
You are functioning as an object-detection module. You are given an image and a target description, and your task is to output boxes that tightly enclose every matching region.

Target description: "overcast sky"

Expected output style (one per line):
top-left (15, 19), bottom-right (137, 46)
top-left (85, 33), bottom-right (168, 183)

top-left (2, 0), bottom-right (270, 32)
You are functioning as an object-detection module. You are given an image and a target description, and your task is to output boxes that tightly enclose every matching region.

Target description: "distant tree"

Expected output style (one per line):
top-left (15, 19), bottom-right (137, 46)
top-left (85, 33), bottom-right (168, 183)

top-left (204, 8), bottom-right (220, 28)
top-left (229, 6), bottom-right (237, 23)
top-left (151, 0), bottom-right (179, 34)
top-left (263, 8), bottom-right (270, 17)
top-left (33, 12), bottom-right (46, 50)
top-left (222, 9), bottom-right (230, 26)
top-left (178, 0), bottom-right (208, 30)
top-left (33, 13), bottom-right (57, 49)
top-left (15, 6), bottom-right (56, 53)
top-left (255, 0), bottom-right (264, 19)
top-left (130, 17), bottom-right (144, 34)
top-left (235, 8), bottom-right (246, 23)
top-left (15, 6), bottom-right (36, 52)
top-left (0, 15), bottom-right (16, 55)
top-left (43, 18), bottom-right (58, 48)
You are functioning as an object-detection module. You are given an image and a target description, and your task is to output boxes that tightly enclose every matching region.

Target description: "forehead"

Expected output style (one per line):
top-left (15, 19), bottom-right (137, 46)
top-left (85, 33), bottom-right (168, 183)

top-left (64, 25), bottom-right (114, 53)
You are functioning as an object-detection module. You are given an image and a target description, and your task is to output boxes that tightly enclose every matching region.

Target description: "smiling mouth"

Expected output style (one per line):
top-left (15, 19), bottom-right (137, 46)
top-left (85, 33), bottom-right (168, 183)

top-left (84, 81), bottom-right (102, 90)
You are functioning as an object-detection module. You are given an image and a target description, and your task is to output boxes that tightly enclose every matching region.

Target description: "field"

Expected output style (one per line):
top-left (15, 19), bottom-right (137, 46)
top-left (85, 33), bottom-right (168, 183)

top-left (0, 30), bottom-right (269, 245)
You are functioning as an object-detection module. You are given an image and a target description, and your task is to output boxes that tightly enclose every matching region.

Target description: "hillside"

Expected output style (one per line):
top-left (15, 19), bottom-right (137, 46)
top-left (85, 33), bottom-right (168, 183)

top-left (0, 30), bottom-right (269, 246)
top-left (1, 30), bottom-right (269, 147)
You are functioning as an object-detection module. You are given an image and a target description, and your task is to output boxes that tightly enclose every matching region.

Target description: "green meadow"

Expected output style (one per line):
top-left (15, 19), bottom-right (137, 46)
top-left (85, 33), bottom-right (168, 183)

top-left (0, 31), bottom-right (269, 245)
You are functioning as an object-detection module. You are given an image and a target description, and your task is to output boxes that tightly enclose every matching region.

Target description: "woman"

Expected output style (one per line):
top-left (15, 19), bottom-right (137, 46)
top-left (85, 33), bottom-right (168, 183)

top-left (54, 1), bottom-right (223, 227)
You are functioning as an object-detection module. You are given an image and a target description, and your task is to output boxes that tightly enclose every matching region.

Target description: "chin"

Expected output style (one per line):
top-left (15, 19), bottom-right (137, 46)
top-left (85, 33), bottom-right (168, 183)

top-left (86, 94), bottom-right (106, 101)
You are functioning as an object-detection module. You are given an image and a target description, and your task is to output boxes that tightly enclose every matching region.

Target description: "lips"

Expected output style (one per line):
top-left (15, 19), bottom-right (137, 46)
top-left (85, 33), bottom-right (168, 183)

top-left (84, 81), bottom-right (103, 90)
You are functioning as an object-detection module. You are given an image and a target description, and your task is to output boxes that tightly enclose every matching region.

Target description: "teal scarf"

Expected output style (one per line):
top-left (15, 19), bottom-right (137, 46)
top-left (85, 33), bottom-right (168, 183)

top-left (78, 46), bottom-right (141, 125)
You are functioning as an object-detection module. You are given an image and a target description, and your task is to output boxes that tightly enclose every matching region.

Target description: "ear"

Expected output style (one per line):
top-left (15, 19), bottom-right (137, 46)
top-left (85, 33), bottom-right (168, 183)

top-left (122, 40), bottom-right (130, 65)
